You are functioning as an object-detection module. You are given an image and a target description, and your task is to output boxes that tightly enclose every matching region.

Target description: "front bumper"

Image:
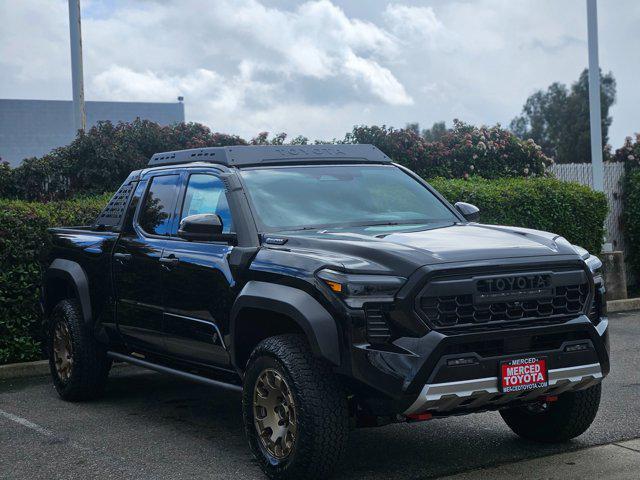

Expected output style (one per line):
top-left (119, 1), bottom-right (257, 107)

top-left (404, 362), bottom-right (602, 414)
top-left (346, 315), bottom-right (610, 416)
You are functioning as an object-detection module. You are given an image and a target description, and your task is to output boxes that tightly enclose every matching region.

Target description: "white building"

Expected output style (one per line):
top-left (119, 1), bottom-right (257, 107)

top-left (0, 99), bottom-right (185, 166)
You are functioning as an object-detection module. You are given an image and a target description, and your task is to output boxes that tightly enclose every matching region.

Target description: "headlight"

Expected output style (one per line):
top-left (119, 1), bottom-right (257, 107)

top-left (572, 244), bottom-right (603, 278)
top-left (316, 268), bottom-right (406, 308)
top-left (585, 255), bottom-right (604, 286)
top-left (572, 244), bottom-right (589, 259)
top-left (584, 254), bottom-right (603, 274)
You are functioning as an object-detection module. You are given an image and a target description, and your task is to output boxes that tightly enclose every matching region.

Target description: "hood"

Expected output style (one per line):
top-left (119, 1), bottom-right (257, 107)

top-left (271, 223), bottom-right (581, 277)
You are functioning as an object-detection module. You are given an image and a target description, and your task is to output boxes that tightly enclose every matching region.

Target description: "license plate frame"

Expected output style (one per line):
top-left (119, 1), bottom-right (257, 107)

top-left (500, 356), bottom-right (549, 393)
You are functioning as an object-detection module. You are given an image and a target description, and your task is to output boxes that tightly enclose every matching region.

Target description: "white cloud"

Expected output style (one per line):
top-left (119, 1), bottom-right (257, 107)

top-left (343, 52), bottom-right (412, 105)
top-left (80, 0), bottom-right (413, 131)
top-left (91, 67), bottom-right (193, 102)
top-left (383, 4), bottom-right (448, 49)
top-left (0, 0), bottom-right (639, 146)
top-left (91, 62), bottom-right (280, 116)
top-left (0, 0), bottom-right (70, 92)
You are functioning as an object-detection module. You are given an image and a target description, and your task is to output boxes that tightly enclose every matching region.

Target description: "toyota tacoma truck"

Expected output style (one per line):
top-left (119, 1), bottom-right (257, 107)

top-left (43, 145), bottom-right (609, 480)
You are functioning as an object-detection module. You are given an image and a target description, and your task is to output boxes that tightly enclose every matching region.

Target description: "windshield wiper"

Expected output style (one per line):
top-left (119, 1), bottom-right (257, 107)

top-left (354, 221), bottom-right (426, 227)
top-left (284, 226), bottom-right (323, 232)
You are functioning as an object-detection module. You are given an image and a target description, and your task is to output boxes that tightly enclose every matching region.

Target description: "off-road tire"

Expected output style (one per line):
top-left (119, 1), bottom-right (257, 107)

top-left (242, 334), bottom-right (349, 480)
top-left (500, 383), bottom-right (602, 442)
top-left (48, 299), bottom-right (111, 401)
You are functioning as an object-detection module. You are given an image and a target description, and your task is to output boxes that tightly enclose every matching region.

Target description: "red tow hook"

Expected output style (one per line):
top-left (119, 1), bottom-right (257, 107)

top-left (406, 412), bottom-right (433, 422)
top-left (539, 395), bottom-right (559, 403)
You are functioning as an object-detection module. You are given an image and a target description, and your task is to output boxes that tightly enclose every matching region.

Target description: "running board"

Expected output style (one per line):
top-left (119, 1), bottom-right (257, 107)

top-left (107, 351), bottom-right (242, 393)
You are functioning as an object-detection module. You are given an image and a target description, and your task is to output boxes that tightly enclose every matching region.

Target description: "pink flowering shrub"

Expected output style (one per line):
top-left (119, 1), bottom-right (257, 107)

top-left (614, 133), bottom-right (640, 165)
top-left (345, 120), bottom-right (551, 180)
top-left (8, 119), bottom-right (246, 201)
top-left (5, 119), bottom-right (551, 201)
top-left (615, 133), bottom-right (640, 281)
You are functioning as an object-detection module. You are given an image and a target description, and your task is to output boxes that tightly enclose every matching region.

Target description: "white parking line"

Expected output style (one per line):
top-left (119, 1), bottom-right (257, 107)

top-left (1, 408), bottom-right (92, 452)
top-left (0, 409), bottom-right (58, 438)
top-left (0, 407), bottom-right (148, 476)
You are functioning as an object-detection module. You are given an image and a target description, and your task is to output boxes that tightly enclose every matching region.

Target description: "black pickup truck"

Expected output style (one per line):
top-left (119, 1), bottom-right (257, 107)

top-left (43, 145), bottom-right (609, 480)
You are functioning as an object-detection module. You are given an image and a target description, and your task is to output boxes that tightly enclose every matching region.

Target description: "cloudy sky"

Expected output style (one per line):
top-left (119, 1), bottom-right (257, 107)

top-left (1, 0), bottom-right (638, 147)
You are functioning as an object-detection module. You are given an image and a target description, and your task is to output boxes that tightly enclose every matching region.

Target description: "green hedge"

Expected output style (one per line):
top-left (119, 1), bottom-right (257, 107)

top-left (0, 195), bottom-right (109, 364)
top-left (428, 177), bottom-right (608, 254)
top-left (0, 177), bottom-right (607, 365)
top-left (622, 169), bottom-right (640, 280)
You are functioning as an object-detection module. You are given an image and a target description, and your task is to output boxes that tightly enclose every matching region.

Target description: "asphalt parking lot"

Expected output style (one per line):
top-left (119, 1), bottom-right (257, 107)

top-left (1, 311), bottom-right (639, 480)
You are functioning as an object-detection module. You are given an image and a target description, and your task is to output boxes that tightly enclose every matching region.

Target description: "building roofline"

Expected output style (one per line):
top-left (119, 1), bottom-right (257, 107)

top-left (0, 98), bottom-right (182, 106)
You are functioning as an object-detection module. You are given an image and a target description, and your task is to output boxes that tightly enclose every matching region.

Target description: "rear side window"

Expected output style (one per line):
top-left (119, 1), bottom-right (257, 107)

top-left (180, 174), bottom-right (234, 233)
top-left (138, 174), bottom-right (180, 236)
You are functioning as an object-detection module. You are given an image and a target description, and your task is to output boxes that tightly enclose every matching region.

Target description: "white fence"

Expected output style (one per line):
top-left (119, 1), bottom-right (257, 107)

top-left (548, 162), bottom-right (625, 254)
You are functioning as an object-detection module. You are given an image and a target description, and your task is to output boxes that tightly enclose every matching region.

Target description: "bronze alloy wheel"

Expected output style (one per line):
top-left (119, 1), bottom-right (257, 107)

top-left (253, 368), bottom-right (297, 459)
top-left (53, 321), bottom-right (73, 383)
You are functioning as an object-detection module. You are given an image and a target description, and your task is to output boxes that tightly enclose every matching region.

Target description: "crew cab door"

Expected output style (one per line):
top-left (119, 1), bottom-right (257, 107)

top-left (113, 172), bottom-right (181, 355)
top-left (161, 171), bottom-right (236, 367)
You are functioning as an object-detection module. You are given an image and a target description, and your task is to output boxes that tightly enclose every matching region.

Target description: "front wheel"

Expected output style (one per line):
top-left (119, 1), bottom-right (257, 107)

top-left (500, 383), bottom-right (602, 442)
top-left (242, 334), bottom-right (349, 480)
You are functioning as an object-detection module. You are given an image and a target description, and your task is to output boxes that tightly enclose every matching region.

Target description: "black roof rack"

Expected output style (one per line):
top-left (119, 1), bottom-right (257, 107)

top-left (147, 144), bottom-right (391, 167)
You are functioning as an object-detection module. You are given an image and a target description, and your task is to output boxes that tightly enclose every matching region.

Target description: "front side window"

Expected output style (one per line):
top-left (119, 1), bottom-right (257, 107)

top-left (138, 174), bottom-right (180, 236)
top-left (240, 164), bottom-right (458, 232)
top-left (180, 174), bottom-right (234, 233)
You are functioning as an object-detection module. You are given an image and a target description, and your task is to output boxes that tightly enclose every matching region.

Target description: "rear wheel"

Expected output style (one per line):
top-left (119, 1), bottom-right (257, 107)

top-left (500, 383), bottom-right (602, 442)
top-left (48, 299), bottom-right (111, 401)
top-left (242, 334), bottom-right (349, 480)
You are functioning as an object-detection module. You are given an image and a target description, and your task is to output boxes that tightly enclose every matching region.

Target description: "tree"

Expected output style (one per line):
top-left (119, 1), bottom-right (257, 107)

top-left (405, 122), bottom-right (420, 134)
top-left (0, 159), bottom-right (14, 197)
top-left (510, 69), bottom-right (616, 164)
top-left (422, 121), bottom-right (448, 142)
top-left (405, 122), bottom-right (449, 142)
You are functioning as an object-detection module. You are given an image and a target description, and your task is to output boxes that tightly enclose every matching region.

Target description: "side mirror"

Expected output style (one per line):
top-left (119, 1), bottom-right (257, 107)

top-left (454, 202), bottom-right (480, 222)
top-left (178, 213), bottom-right (223, 241)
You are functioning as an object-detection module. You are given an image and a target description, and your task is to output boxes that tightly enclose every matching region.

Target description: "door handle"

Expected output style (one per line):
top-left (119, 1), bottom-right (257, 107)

top-left (114, 252), bottom-right (132, 263)
top-left (159, 255), bottom-right (179, 268)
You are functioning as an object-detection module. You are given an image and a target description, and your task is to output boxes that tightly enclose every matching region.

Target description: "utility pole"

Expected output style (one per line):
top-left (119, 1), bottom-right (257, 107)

top-left (68, 0), bottom-right (86, 132)
top-left (586, 0), bottom-right (604, 192)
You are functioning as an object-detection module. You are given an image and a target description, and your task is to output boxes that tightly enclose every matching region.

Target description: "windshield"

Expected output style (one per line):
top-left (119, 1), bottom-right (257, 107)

top-left (240, 164), bottom-right (458, 232)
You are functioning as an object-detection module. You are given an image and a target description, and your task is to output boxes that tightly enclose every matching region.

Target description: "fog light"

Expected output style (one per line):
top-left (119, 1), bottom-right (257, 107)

top-left (447, 357), bottom-right (477, 366)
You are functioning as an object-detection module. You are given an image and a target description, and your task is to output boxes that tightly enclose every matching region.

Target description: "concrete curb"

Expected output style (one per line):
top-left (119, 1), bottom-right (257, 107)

top-left (607, 297), bottom-right (640, 313)
top-left (0, 359), bottom-right (130, 380)
top-left (0, 360), bottom-right (49, 380)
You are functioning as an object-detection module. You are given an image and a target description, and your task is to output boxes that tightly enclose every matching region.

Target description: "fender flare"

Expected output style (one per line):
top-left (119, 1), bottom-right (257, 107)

top-left (44, 259), bottom-right (92, 324)
top-left (229, 281), bottom-right (340, 368)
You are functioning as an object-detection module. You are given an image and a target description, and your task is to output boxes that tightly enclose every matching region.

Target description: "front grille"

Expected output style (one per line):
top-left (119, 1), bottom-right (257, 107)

top-left (420, 283), bottom-right (590, 329)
